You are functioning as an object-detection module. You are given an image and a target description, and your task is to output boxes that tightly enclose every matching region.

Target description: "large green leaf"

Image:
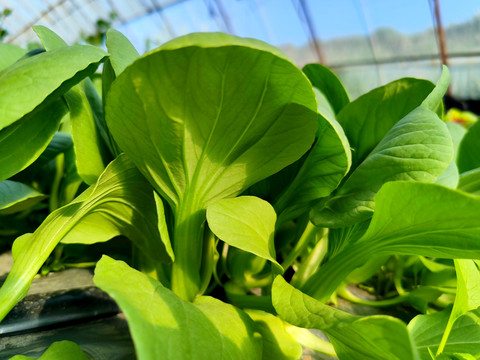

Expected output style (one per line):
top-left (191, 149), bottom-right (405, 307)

top-left (0, 43), bottom-right (26, 71)
top-left (358, 182), bottom-right (480, 257)
top-left (302, 182), bottom-right (480, 301)
top-left (458, 119), bottom-right (480, 173)
top-left (0, 98), bottom-right (67, 181)
top-left (0, 155), bottom-right (171, 321)
top-left (106, 32), bottom-right (317, 210)
top-left (272, 276), bottom-right (419, 360)
top-left (207, 196), bottom-right (281, 271)
top-left (93, 256), bottom-right (262, 360)
top-left (0, 180), bottom-right (46, 215)
top-left (337, 78), bottom-right (439, 168)
top-left (106, 32), bottom-right (318, 300)
top-left (0, 44), bottom-right (106, 131)
top-left (303, 63), bottom-right (349, 114)
top-left (8, 340), bottom-right (90, 360)
top-left (311, 106), bottom-right (453, 227)
top-left (409, 307), bottom-right (480, 359)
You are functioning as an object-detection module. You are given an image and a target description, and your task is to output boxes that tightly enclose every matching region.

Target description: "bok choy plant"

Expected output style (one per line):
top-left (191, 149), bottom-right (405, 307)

top-left (2, 26), bottom-right (480, 359)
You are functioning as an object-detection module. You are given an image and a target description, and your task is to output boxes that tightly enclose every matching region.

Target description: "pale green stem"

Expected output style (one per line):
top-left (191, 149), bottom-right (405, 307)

top-left (49, 154), bottom-right (64, 212)
top-left (301, 241), bottom-right (379, 302)
top-left (281, 221), bottom-right (321, 270)
top-left (226, 293), bottom-right (274, 313)
top-left (286, 325), bottom-right (337, 357)
top-left (64, 261), bottom-right (98, 268)
top-left (393, 256), bottom-right (407, 296)
top-left (337, 286), bottom-right (410, 307)
top-left (291, 230), bottom-right (328, 288)
top-left (436, 313), bottom-right (455, 355)
top-left (171, 196), bottom-right (205, 301)
top-left (0, 203), bottom-right (84, 321)
top-left (199, 228), bottom-right (216, 295)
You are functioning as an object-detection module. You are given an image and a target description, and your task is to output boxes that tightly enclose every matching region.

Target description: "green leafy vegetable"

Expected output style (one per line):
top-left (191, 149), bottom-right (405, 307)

top-left (273, 276), bottom-right (419, 360)
top-left (0, 43), bottom-right (26, 71)
top-left (106, 32), bottom-right (318, 300)
top-left (311, 106), bottom-right (453, 227)
top-left (105, 28), bottom-right (140, 75)
top-left (409, 307), bottom-right (480, 359)
top-left (94, 255), bottom-right (262, 360)
top-left (273, 88), bottom-right (351, 224)
top-left (303, 181), bottom-right (480, 301)
top-left (0, 44), bottom-right (106, 131)
top-left (303, 63), bottom-right (350, 114)
top-left (0, 180), bottom-right (46, 215)
top-left (2, 27), bottom-right (479, 360)
top-left (458, 168), bottom-right (480, 195)
top-left (336, 78), bottom-right (440, 168)
top-left (245, 309), bottom-right (303, 360)
top-left (437, 260), bottom-right (480, 355)
top-left (8, 340), bottom-right (90, 360)
top-left (458, 119), bottom-right (480, 173)
top-left (33, 25), bottom-right (111, 185)
top-left (0, 155), bottom-right (171, 320)
top-left (33, 25), bottom-right (68, 49)
top-left (207, 196), bottom-right (281, 271)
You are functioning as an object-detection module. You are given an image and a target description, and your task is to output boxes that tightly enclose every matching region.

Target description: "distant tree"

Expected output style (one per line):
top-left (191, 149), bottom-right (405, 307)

top-left (0, 8), bottom-right (12, 42)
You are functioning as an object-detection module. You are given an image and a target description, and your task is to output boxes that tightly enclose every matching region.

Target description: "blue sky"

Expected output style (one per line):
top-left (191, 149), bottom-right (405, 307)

top-left (5, 0), bottom-right (480, 53)
top-left (113, 0), bottom-right (480, 52)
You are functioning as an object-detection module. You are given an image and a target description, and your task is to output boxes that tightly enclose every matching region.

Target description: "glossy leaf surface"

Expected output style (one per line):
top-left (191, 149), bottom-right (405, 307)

top-left (65, 82), bottom-right (109, 184)
top-left (0, 44), bottom-right (106, 130)
top-left (0, 98), bottom-right (67, 182)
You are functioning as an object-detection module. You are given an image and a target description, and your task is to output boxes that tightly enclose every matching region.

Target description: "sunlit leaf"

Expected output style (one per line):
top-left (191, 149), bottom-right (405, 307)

top-left (0, 155), bottom-right (171, 321)
top-left (207, 196), bottom-right (281, 271)
top-left (94, 256), bottom-right (262, 360)
top-left (272, 276), bottom-right (419, 360)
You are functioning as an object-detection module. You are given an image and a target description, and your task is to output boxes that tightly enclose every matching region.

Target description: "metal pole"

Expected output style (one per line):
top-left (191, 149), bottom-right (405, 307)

top-left (432, 0), bottom-right (449, 67)
top-left (298, 0), bottom-right (325, 64)
top-left (212, 0), bottom-right (234, 34)
top-left (431, 0), bottom-right (451, 95)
